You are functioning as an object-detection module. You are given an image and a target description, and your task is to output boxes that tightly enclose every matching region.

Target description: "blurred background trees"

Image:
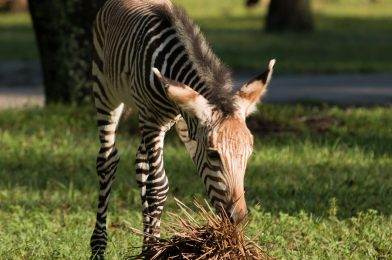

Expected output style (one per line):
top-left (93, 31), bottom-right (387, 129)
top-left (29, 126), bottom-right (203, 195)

top-left (0, 0), bottom-right (312, 104)
top-left (26, 0), bottom-right (312, 104)
top-left (1, 0), bottom-right (390, 104)
top-left (27, 0), bottom-right (106, 104)
top-left (0, 0), bottom-right (27, 12)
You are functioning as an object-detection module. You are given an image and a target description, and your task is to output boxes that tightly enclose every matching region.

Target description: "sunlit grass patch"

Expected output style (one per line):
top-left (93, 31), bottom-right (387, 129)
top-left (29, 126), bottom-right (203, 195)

top-left (0, 104), bottom-right (391, 258)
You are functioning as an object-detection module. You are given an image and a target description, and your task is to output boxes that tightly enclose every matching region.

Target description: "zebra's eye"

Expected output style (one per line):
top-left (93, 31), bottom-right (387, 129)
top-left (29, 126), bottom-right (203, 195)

top-left (207, 149), bottom-right (220, 160)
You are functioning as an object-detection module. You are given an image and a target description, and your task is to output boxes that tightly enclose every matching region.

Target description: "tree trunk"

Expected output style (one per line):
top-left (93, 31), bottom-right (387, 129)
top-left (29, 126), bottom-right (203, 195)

top-left (28, 0), bottom-right (106, 104)
top-left (266, 0), bottom-right (313, 32)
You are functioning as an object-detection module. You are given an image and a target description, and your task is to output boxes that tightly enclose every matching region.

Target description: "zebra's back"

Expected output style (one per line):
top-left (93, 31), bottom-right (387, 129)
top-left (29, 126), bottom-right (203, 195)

top-left (93, 0), bottom-right (233, 121)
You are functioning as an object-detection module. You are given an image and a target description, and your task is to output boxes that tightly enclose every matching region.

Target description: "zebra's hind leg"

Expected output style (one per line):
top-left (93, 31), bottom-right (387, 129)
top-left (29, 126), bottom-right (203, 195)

top-left (136, 126), bottom-right (169, 250)
top-left (90, 103), bottom-right (124, 259)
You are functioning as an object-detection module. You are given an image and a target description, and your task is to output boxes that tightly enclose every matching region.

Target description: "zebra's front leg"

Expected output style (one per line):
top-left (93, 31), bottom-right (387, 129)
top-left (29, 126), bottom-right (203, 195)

top-left (136, 129), bottom-right (169, 249)
top-left (90, 104), bottom-right (124, 259)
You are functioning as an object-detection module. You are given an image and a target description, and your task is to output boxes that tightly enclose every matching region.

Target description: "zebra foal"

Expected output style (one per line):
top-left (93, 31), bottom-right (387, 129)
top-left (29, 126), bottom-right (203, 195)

top-left (90, 0), bottom-right (275, 258)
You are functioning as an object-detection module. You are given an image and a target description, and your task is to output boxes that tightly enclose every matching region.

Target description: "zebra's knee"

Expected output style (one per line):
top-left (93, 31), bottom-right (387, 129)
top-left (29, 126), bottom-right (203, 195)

top-left (96, 147), bottom-right (120, 176)
top-left (144, 174), bottom-right (169, 215)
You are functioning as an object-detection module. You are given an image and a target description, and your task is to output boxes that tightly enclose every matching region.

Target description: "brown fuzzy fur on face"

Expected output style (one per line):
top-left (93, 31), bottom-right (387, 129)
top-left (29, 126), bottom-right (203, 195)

top-left (209, 116), bottom-right (253, 214)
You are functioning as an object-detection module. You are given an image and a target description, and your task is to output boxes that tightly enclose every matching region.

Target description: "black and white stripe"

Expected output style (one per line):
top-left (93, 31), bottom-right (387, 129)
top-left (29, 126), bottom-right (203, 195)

top-left (89, 0), bottom-right (274, 258)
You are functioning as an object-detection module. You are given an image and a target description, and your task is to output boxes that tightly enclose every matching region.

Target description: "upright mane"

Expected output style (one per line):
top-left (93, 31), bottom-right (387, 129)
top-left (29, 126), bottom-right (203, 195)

top-left (152, 3), bottom-right (236, 116)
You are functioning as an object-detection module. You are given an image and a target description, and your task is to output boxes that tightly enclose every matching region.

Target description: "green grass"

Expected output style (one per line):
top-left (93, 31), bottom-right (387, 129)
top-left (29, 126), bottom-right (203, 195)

top-left (1, 0), bottom-right (392, 73)
top-left (0, 13), bottom-right (37, 61)
top-left (0, 104), bottom-right (391, 258)
top-left (175, 0), bottom-right (392, 74)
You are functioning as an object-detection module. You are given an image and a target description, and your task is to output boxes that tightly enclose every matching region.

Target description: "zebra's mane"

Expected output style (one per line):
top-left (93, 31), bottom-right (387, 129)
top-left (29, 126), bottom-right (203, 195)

top-left (153, 3), bottom-right (236, 116)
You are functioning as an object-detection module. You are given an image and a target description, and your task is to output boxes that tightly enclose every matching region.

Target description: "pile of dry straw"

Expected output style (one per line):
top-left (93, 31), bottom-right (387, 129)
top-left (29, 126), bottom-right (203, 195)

top-left (130, 199), bottom-right (270, 259)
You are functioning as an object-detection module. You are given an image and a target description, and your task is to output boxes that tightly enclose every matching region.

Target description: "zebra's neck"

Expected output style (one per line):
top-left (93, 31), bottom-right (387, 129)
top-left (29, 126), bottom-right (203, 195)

top-left (146, 3), bottom-right (235, 112)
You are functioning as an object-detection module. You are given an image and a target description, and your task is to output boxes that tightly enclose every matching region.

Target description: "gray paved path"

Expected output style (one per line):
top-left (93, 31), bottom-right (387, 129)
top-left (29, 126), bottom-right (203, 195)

top-left (235, 73), bottom-right (392, 106)
top-left (0, 87), bottom-right (44, 109)
top-left (0, 62), bottom-right (392, 108)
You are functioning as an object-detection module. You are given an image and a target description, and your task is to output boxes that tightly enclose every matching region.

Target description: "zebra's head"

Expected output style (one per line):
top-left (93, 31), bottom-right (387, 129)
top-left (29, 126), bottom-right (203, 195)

top-left (153, 60), bottom-right (275, 224)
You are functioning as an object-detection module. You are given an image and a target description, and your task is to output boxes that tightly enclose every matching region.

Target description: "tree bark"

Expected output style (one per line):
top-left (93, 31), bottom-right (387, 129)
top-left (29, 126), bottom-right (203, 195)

top-left (266, 0), bottom-right (313, 32)
top-left (28, 0), bottom-right (106, 104)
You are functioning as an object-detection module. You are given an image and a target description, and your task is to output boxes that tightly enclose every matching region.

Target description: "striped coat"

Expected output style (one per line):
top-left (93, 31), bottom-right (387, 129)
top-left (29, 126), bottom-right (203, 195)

top-left (90, 0), bottom-right (275, 258)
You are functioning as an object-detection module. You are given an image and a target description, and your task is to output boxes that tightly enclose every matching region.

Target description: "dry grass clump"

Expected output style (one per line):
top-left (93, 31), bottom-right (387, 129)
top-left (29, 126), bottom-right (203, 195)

top-left (129, 199), bottom-right (270, 260)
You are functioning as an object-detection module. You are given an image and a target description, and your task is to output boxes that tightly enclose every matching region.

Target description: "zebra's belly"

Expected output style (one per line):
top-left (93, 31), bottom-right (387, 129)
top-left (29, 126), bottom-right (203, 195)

top-left (105, 72), bottom-right (137, 109)
top-left (120, 86), bottom-right (137, 109)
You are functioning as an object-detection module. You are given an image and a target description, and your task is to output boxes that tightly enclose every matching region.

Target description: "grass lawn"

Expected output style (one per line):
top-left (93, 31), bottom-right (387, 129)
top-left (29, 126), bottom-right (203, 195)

top-left (1, 0), bottom-right (392, 73)
top-left (0, 104), bottom-right (391, 258)
top-left (0, 13), bottom-right (37, 61)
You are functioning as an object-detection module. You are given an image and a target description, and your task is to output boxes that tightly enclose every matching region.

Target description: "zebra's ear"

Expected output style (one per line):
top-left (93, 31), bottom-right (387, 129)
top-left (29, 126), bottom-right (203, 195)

top-left (234, 59), bottom-right (275, 118)
top-left (153, 68), bottom-right (213, 125)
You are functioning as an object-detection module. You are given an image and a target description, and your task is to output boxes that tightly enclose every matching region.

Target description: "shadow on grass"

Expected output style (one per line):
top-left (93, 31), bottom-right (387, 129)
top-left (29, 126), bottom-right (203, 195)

top-left (2, 13), bottom-right (392, 71)
top-left (247, 142), bottom-right (392, 219)
top-left (196, 14), bottom-right (392, 73)
top-left (1, 129), bottom-right (391, 219)
top-left (0, 103), bottom-right (391, 219)
top-left (0, 24), bottom-right (38, 61)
